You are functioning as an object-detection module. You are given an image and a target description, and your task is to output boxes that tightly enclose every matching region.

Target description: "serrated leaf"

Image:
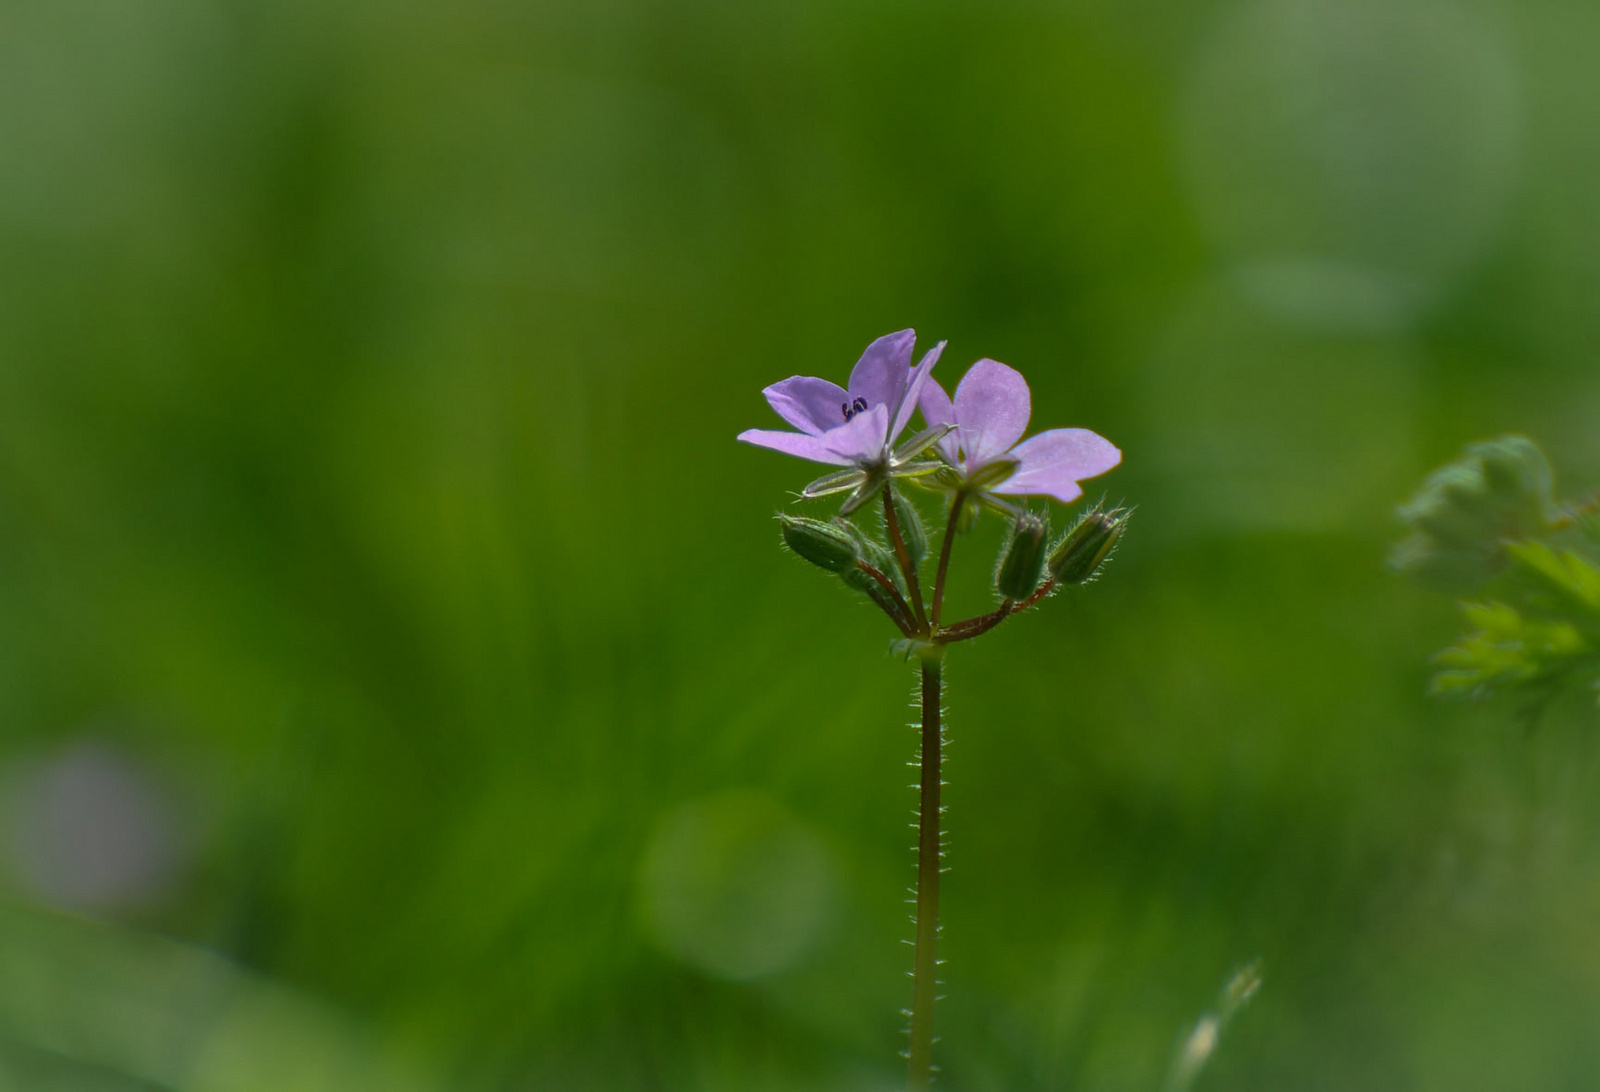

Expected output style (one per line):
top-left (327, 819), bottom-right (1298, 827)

top-left (1431, 596), bottom-right (1591, 698)
top-left (1459, 600), bottom-right (1521, 638)
top-left (1506, 541), bottom-right (1600, 614)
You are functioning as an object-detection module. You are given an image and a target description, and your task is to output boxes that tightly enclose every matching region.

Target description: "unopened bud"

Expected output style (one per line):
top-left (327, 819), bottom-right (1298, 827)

top-left (888, 490), bottom-right (928, 568)
top-left (995, 512), bottom-right (1049, 601)
top-left (1049, 505), bottom-right (1129, 585)
top-left (860, 537), bottom-right (908, 597)
top-left (778, 514), bottom-right (860, 574)
top-left (840, 564), bottom-right (876, 594)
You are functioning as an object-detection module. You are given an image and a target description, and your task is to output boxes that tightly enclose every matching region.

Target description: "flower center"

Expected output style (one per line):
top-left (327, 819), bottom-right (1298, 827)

top-left (840, 396), bottom-right (870, 422)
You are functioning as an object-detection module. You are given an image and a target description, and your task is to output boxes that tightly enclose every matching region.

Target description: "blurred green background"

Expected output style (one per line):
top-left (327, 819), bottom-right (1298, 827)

top-left (4, 0), bottom-right (1600, 1088)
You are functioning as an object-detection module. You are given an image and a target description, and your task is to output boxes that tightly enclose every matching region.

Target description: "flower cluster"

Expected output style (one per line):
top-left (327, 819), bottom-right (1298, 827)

top-left (740, 330), bottom-right (1119, 513)
top-left (739, 328), bottom-right (1128, 645)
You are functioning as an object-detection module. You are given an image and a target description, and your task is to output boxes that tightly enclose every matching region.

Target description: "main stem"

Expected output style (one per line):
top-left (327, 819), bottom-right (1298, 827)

top-left (908, 654), bottom-right (944, 1091)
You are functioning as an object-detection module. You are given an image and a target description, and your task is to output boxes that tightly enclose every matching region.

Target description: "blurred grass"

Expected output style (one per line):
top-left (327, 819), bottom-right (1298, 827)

top-left (4, 0), bottom-right (1600, 1088)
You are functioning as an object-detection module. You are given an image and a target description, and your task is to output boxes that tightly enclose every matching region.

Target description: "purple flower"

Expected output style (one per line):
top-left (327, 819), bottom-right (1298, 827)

top-left (739, 330), bottom-right (945, 465)
top-left (918, 358), bottom-right (1120, 504)
top-left (738, 330), bottom-right (952, 511)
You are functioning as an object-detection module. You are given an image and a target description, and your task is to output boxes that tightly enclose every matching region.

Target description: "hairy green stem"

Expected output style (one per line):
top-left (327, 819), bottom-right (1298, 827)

top-left (908, 654), bottom-right (944, 1090)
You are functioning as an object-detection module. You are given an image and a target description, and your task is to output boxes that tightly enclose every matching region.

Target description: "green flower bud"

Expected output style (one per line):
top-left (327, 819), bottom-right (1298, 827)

top-left (840, 564), bottom-right (877, 594)
top-left (1049, 505), bottom-right (1129, 586)
top-left (778, 514), bottom-right (860, 574)
top-left (860, 537), bottom-right (908, 598)
top-left (842, 534), bottom-right (910, 619)
top-left (995, 512), bottom-right (1049, 601)
top-left (888, 490), bottom-right (928, 569)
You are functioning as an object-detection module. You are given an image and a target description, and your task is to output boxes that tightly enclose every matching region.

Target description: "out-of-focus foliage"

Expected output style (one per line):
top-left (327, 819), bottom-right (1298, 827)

top-left (1163, 961), bottom-right (1261, 1092)
top-left (1391, 435), bottom-right (1555, 593)
top-left (1396, 437), bottom-right (1600, 706)
top-left (1434, 596), bottom-right (1588, 698)
top-left (7, 0), bottom-right (1600, 1089)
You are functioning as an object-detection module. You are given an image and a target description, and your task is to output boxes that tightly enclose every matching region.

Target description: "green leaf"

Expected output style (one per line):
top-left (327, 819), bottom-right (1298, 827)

top-left (1430, 599), bottom-right (1591, 698)
top-left (1505, 541), bottom-right (1600, 615)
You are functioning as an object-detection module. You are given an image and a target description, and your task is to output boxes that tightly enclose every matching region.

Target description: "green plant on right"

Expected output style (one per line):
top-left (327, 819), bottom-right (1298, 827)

top-left (1393, 435), bottom-right (1600, 707)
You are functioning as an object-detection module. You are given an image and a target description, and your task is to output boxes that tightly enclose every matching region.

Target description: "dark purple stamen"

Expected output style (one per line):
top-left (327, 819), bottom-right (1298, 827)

top-left (841, 396), bottom-right (870, 421)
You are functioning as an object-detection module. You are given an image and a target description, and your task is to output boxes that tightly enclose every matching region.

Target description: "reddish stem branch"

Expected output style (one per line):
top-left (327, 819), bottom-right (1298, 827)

top-left (937, 602), bottom-right (1013, 643)
top-left (935, 579), bottom-right (1057, 644)
top-left (856, 560), bottom-right (916, 636)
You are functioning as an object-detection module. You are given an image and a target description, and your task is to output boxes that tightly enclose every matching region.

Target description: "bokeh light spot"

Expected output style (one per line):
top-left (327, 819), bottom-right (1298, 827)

top-left (2, 740), bottom-right (182, 913)
top-left (638, 791), bottom-right (835, 982)
top-left (1181, 0), bottom-right (1520, 329)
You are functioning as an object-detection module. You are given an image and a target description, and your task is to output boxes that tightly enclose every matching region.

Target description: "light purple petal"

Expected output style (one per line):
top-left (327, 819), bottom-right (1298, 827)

top-left (822, 403), bottom-right (890, 463)
top-left (892, 340), bottom-right (945, 442)
top-left (916, 376), bottom-right (961, 463)
top-left (1002, 477), bottom-right (1084, 503)
top-left (953, 359), bottom-right (1032, 468)
top-left (736, 428), bottom-right (854, 466)
top-left (763, 375), bottom-right (850, 436)
top-left (993, 428), bottom-right (1121, 503)
top-left (917, 376), bottom-right (954, 427)
top-left (847, 330), bottom-right (915, 414)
